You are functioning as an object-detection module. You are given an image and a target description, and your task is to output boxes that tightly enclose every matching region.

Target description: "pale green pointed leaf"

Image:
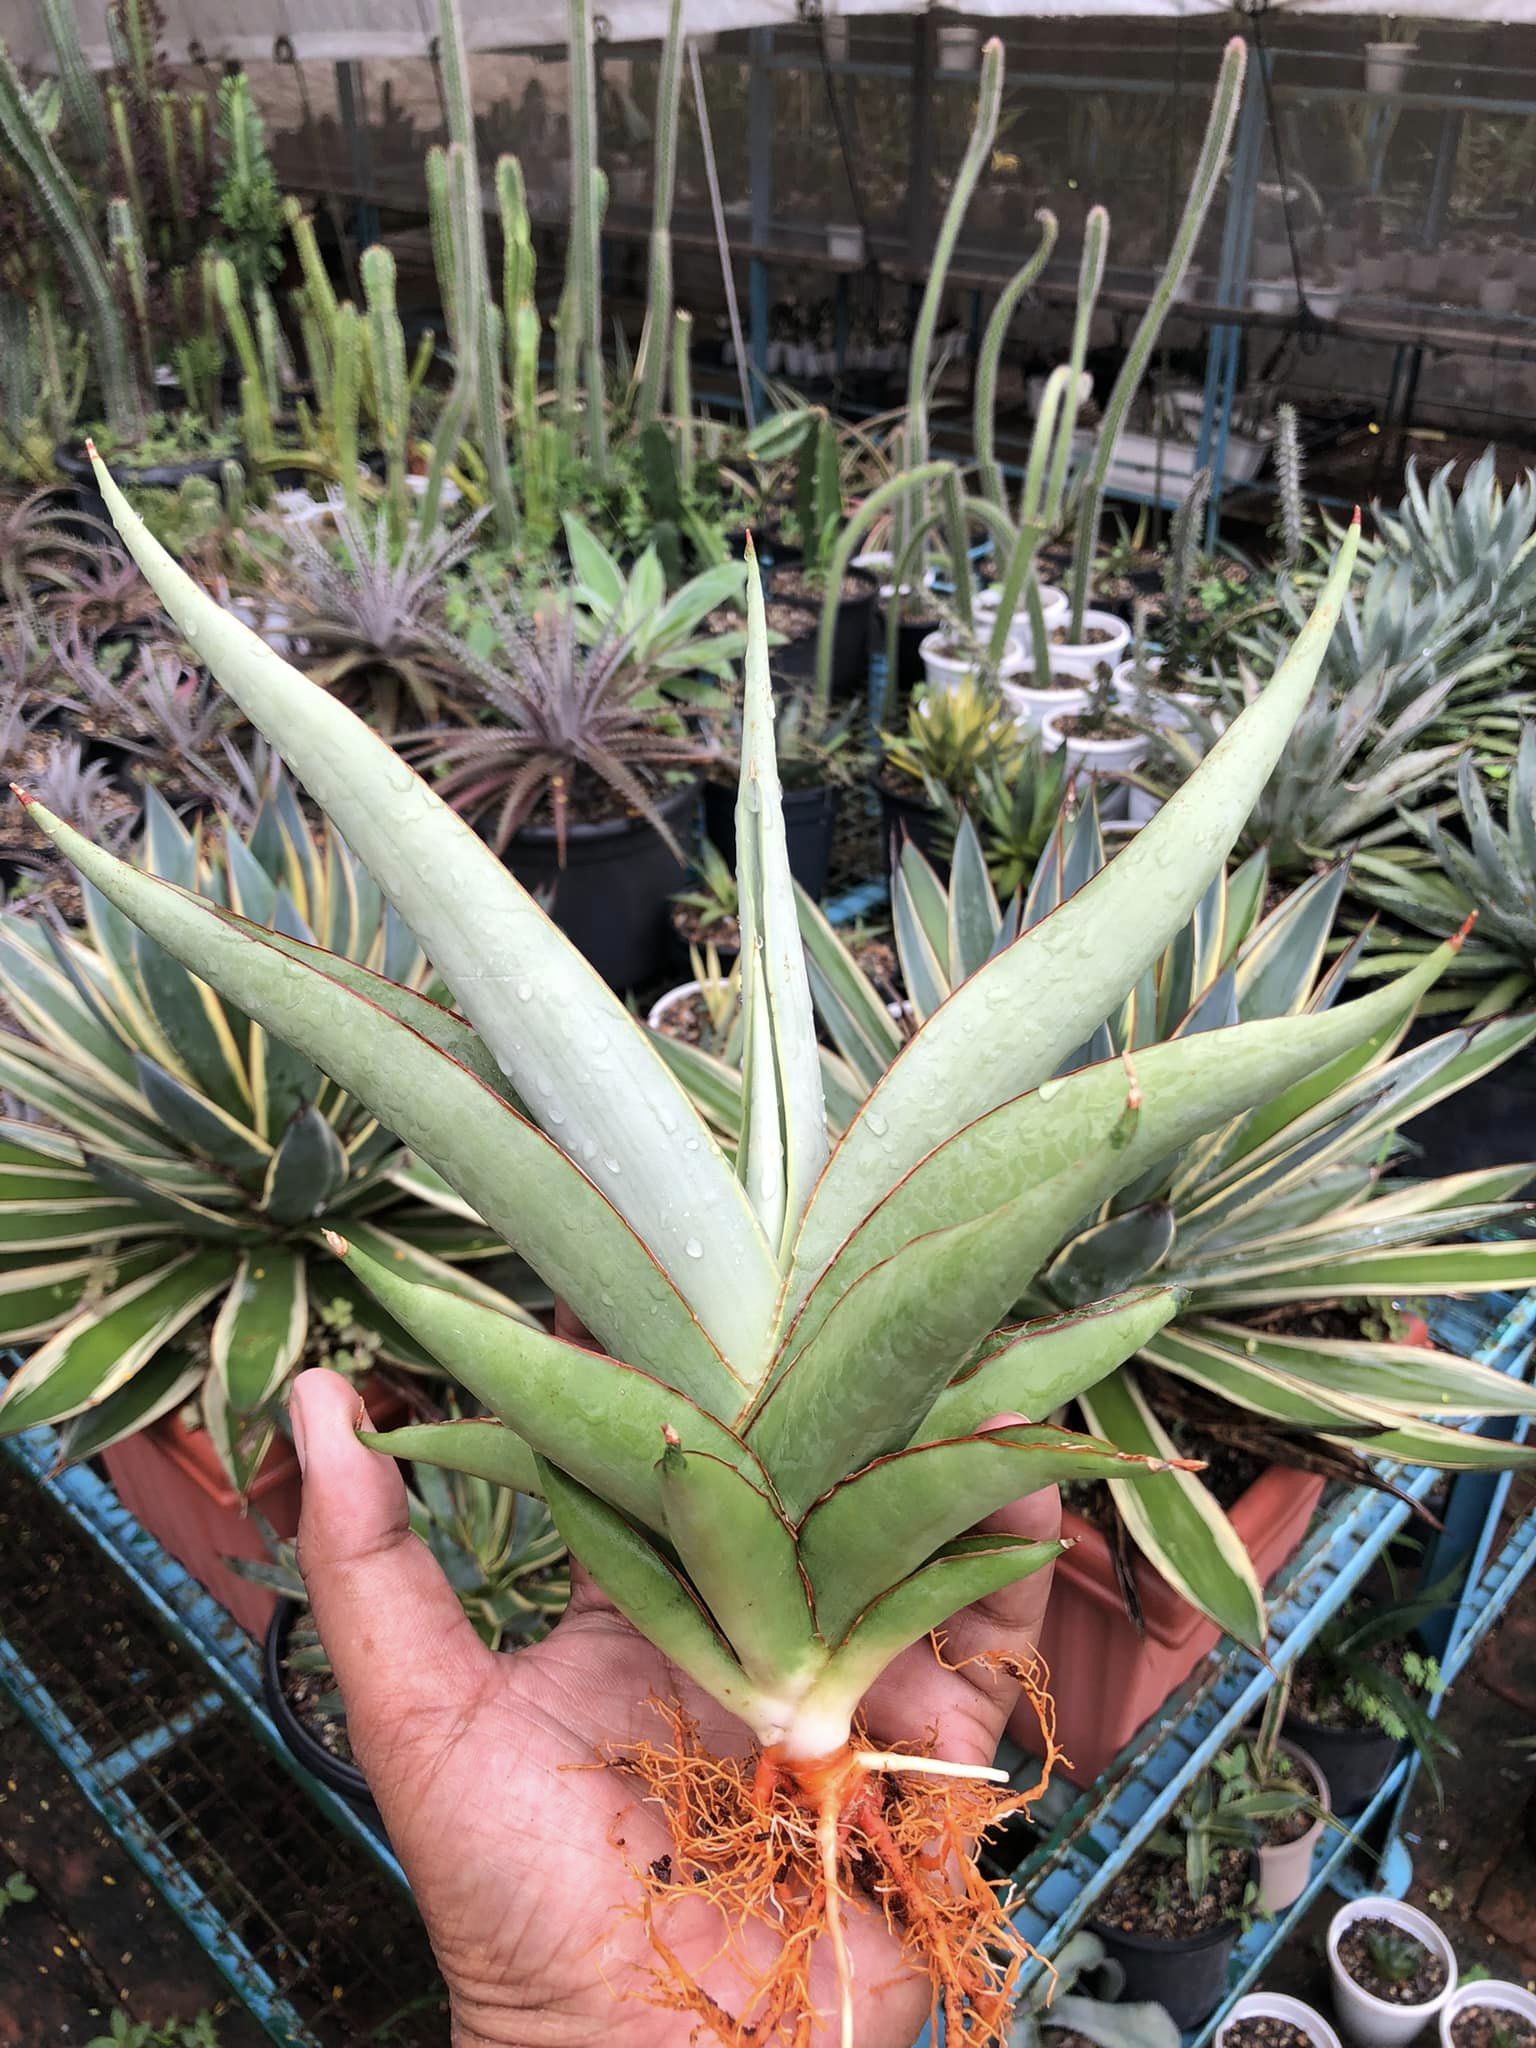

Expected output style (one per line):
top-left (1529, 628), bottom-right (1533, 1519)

top-left (0, 1247), bottom-right (166, 1347)
top-left (1175, 1316), bottom-right (1536, 1421)
top-left (789, 523), bottom-right (1361, 1308)
top-left (733, 542), bottom-right (827, 1260)
top-left (210, 1247), bottom-right (307, 1423)
top-left (799, 1423), bottom-right (1179, 1641)
top-left (359, 1416), bottom-right (542, 1495)
top-left (87, 453), bottom-right (776, 1375)
top-left (20, 804), bottom-right (733, 1406)
top-left (53, 1346), bottom-right (206, 1464)
top-left (328, 1230), bottom-right (754, 1531)
top-left (536, 1457), bottom-right (764, 1730)
top-left (796, 885), bottom-right (904, 1089)
top-left (659, 1445), bottom-right (820, 1689)
top-left (917, 1287), bottom-right (1182, 1440)
top-left (1195, 1239), bottom-right (1536, 1306)
top-left (1080, 1369), bottom-right (1267, 1647)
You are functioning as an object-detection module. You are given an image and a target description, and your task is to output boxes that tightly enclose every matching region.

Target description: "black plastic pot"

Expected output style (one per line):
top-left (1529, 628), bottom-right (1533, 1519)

top-left (766, 600), bottom-right (821, 686)
top-left (876, 773), bottom-right (944, 875)
top-left (1089, 1855), bottom-right (1255, 2030)
top-left (1399, 1022), bottom-right (1536, 1183)
top-left (54, 440), bottom-right (236, 532)
top-left (1280, 1711), bottom-right (1403, 1816)
top-left (504, 780), bottom-right (700, 992)
top-left (702, 778), bottom-right (842, 901)
top-left (769, 566), bottom-right (878, 701)
top-left (262, 1600), bottom-right (378, 1818)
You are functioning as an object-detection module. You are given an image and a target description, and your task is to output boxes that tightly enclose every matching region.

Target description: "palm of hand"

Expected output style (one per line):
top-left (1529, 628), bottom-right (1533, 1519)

top-left (292, 1368), bottom-right (1059, 2048)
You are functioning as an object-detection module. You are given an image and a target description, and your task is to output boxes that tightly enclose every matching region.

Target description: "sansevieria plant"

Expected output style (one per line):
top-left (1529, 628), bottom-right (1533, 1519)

top-left (10, 455), bottom-right (1474, 2043)
top-left (0, 774), bottom-right (532, 1489)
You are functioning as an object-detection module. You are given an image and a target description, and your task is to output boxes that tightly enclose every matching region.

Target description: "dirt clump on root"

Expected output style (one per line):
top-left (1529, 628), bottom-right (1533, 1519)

top-left (604, 1672), bottom-right (1060, 2048)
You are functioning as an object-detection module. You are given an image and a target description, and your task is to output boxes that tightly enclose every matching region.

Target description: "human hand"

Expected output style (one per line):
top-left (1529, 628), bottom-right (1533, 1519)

top-left (289, 1368), bottom-right (1061, 2048)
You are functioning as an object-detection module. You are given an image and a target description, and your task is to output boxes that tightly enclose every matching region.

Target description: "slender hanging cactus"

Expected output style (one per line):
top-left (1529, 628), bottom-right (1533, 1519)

top-left (633, 0), bottom-right (684, 427)
top-left (1066, 37), bottom-right (1247, 636)
top-left (0, 48), bottom-right (141, 436)
top-left (567, 0), bottom-right (608, 475)
top-left (39, 0), bottom-right (108, 158)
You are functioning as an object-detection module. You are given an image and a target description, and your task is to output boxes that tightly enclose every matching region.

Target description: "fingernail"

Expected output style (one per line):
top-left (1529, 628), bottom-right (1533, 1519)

top-left (291, 1397), bottom-right (308, 1475)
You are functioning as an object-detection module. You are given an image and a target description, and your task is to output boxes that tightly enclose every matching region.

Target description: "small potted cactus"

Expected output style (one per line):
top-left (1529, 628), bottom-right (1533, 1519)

top-left (1328, 1899), bottom-right (1456, 2048)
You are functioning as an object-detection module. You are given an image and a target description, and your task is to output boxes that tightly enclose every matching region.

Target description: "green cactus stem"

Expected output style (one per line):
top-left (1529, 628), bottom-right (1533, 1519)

top-left (633, 0), bottom-right (684, 427)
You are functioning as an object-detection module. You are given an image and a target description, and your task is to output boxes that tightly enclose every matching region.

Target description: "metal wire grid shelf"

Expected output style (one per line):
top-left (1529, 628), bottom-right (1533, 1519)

top-left (997, 1285), bottom-right (1536, 2038)
top-left (0, 1436), bottom-right (437, 2048)
top-left (2, 1290), bottom-right (1533, 2044)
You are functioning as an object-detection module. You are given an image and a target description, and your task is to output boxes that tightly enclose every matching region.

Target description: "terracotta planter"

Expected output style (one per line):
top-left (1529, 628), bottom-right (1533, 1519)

top-left (102, 1377), bottom-right (409, 1637)
top-left (1016, 1462), bottom-right (1326, 1786)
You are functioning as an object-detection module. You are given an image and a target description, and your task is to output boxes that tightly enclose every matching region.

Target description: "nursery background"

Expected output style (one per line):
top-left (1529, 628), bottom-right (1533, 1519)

top-left (4, 1), bottom-right (1536, 2045)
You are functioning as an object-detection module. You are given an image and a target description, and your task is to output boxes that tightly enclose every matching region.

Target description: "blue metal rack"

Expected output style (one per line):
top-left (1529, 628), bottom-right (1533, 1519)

top-left (1003, 1287), bottom-right (1536, 2033)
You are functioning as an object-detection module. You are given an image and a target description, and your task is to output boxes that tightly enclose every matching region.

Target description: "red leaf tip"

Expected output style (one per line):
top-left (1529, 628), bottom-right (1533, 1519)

top-left (9, 783), bottom-right (32, 807)
top-left (1350, 505), bottom-right (1362, 528)
top-left (1451, 910), bottom-right (1478, 951)
top-left (83, 437), bottom-right (98, 460)
top-left (661, 1422), bottom-right (681, 1447)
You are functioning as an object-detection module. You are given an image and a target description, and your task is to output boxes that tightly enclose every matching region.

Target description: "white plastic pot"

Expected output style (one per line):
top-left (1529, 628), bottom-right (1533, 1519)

top-left (975, 581), bottom-right (1071, 654)
top-left (1041, 707), bottom-right (1149, 788)
top-left (1439, 1981), bottom-right (1536, 2048)
top-left (1251, 278), bottom-right (1299, 315)
top-left (646, 981), bottom-right (702, 1035)
top-left (820, 15), bottom-right (850, 62)
top-left (1407, 250), bottom-right (1442, 296)
top-left (936, 22), bottom-right (980, 71)
top-left (1256, 1743), bottom-right (1332, 1914)
top-left (917, 632), bottom-right (1025, 694)
top-left (1328, 1898), bottom-right (1457, 2048)
top-left (1220, 1992), bottom-right (1343, 2048)
top-left (1355, 252), bottom-right (1393, 296)
top-left (826, 223), bottom-right (865, 265)
top-left (1036, 608), bottom-right (1131, 682)
top-left (1002, 673), bottom-right (1089, 734)
top-left (1481, 277), bottom-right (1519, 315)
top-left (1364, 41), bottom-right (1416, 96)
top-left (1304, 281), bottom-right (1347, 321)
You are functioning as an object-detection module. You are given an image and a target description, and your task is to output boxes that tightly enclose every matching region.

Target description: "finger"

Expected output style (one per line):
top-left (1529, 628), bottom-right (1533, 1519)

top-left (290, 1369), bottom-right (493, 1775)
top-left (858, 1483), bottom-right (1063, 1768)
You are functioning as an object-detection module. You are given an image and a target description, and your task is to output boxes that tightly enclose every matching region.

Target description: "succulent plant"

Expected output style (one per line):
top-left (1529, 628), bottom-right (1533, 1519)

top-left (17, 460), bottom-right (1482, 2036)
top-left (0, 771), bottom-right (532, 1489)
top-left (1352, 725), bottom-right (1536, 1018)
top-left (672, 797), bottom-right (1536, 1646)
top-left (1372, 449), bottom-right (1536, 625)
top-left (563, 512), bottom-right (749, 683)
top-left (411, 595), bottom-right (714, 862)
top-left (879, 675), bottom-right (1031, 813)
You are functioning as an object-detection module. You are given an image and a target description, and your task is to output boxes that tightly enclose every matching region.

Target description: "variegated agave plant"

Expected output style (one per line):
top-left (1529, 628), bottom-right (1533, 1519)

top-left (0, 775), bottom-right (530, 1487)
top-left (7, 459), bottom-right (1484, 2033)
top-left (1352, 724), bottom-right (1536, 1019)
top-left (662, 802), bottom-right (1536, 1650)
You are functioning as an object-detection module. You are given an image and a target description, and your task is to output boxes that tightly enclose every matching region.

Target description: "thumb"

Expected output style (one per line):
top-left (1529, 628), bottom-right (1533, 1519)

top-left (290, 1368), bottom-right (493, 1792)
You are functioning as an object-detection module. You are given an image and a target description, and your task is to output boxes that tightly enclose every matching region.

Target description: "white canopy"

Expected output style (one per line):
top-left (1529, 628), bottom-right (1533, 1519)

top-left (6, 0), bottom-right (1535, 70)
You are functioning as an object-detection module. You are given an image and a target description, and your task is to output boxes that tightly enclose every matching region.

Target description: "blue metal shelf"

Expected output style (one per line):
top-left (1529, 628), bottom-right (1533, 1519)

top-left (1004, 1287), bottom-right (1536, 2008)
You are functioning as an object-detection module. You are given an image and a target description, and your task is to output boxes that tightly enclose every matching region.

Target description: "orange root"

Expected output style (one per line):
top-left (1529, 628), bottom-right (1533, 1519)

top-left (603, 1654), bottom-right (1061, 2048)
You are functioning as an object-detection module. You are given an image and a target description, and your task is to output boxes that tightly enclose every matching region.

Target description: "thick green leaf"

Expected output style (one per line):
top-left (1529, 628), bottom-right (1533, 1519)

top-left (767, 940), bottom-right (1459, 1461)
top-left (733, 543), bottom-right (827, 1260)
top-left (83, 1154), bottom-right (253, 1241)
top-left (1178, 1318), bottom-right (1536, 1419)
top-left (0, 1249), bottom-right (235, 1432)
top-left (1079, 1370), bottom-right (1267, 1647)
top-left (916, 1287), bottom-right (1182, 1440)
top-left (88, 451), bottom-right (777, 1376)
top-left (134, 1054), bottom-right (270, 1174)
top-left (659, 1445), bottom-right (820, 1689)
top-left (1046, 1203), bottom-right (1177, 1306)
top-left (796, 885), bottom-right (904, 1090)
top-left (210, 1247), bottom-right (307, 1425)
top-left (1195, 1240), bottom-right (1536, 1306)
top-left (798, 1423), bottom-right (1178, 1641)
top-left (328, 1230), bottom-right (756, 1533)
top-left (788, 523), bottom-right (1361, 1308)
top-left (535, 1457), bottom-right (764, 1730)
top-left (1140, 1324), bottom-right (1410, 1429)
top-left (808, 1534), bottom-right (1063, 1713)
top-left (21, 804), bottom-right (735, 1409)
top-left (261, 1105), bottom-right (349, 1222)
top-left (359, 1416), bottom-right (542, 1495)
top-left (0, 1247), bottom-right (166, 1346)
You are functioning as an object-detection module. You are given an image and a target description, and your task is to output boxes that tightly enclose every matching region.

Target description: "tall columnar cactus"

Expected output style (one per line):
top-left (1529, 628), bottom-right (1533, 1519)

top-left (633, 0), bottom-right (684, 428)
top-left (108, 195), bottom-right (154, 394)
top-left (362, 245), bottom-right (412, 544)
top-left (567, 0), bottom-right (608, 475)
top-left (1065, 37), bottom-right (1247, 635)
top-left (39, 0), bottom-right (108, 158)
top-left (1274, 400), bottom-right (1306, 568)
top-left (105, 83), bottom-right (149, 245)
top-left (671, 308), bottom-right (694, 489)
top-left (0, 47), bottom-right (141, 437)
top-left (419, 143), bottom-right (485, 538)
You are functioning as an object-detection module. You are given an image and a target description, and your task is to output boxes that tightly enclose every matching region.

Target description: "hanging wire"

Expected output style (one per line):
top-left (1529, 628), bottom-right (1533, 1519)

top-left (1149, 13), bottom-right (1190, 531)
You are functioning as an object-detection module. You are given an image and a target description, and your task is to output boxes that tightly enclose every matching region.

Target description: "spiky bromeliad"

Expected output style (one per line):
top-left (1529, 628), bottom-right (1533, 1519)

top-left (9, 454), bottom-right (1473, 2045)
